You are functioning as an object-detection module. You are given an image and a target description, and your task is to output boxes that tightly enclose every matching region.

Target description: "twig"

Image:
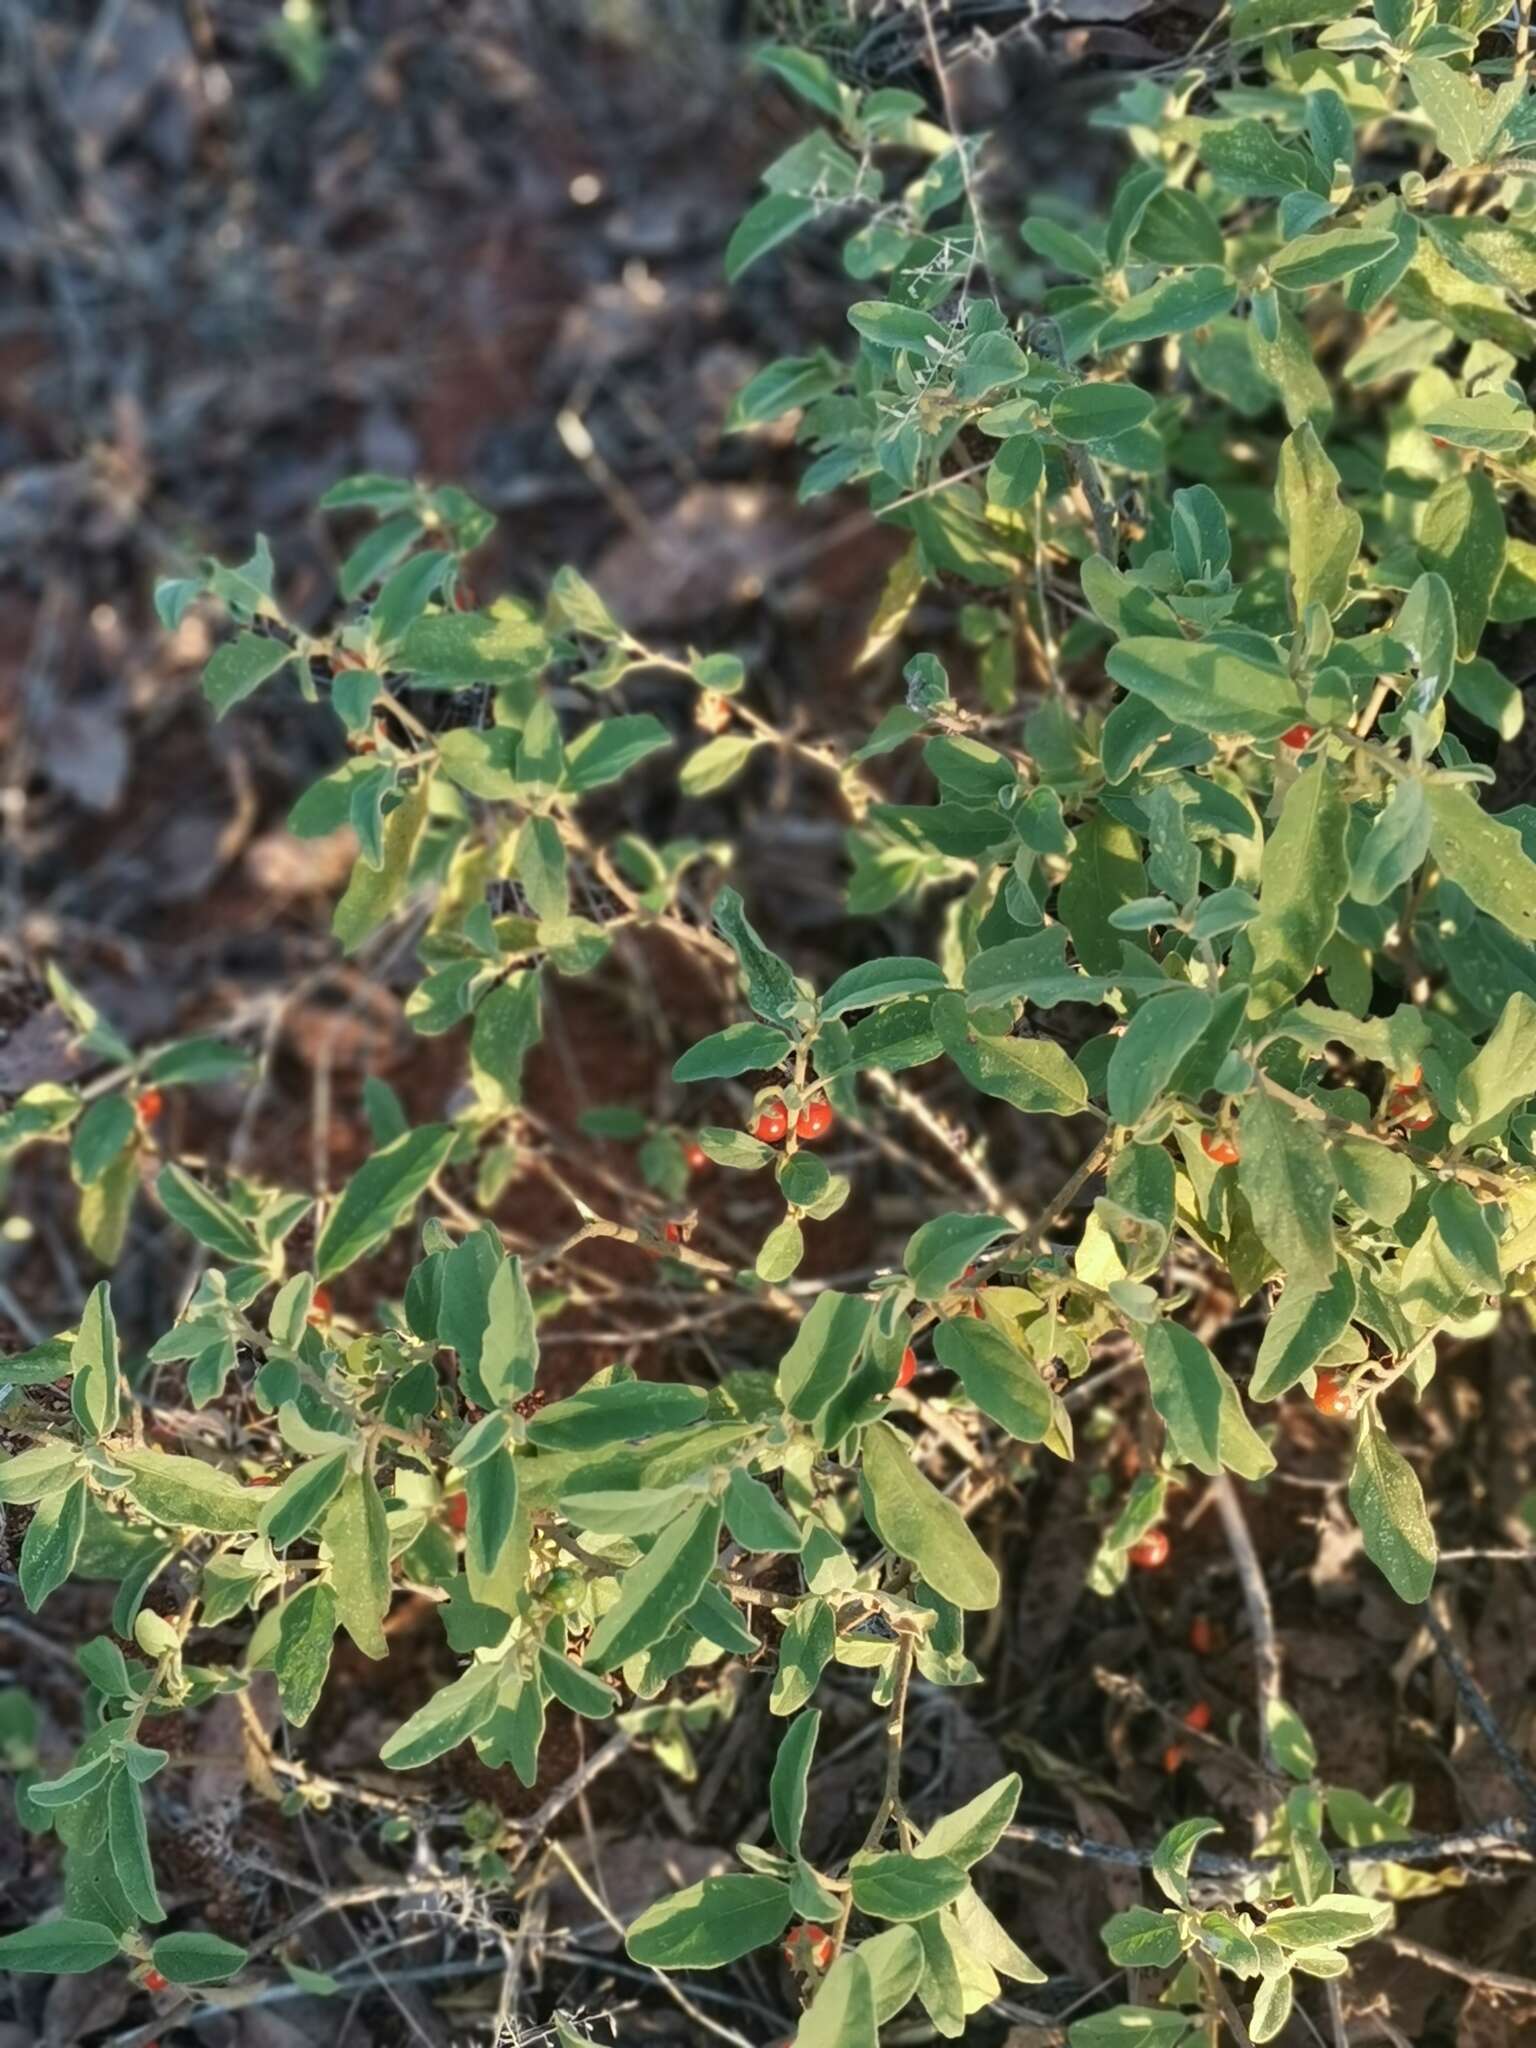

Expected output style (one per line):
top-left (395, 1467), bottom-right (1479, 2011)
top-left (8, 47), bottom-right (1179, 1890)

top-left (1209, 1473), bottom-right (1283, 1829)
top-left (1421, 1597), bottom-right (1536, 1821)
top-left (1383, 1931), bottom-right (1536, 2001)
top-left (1002, 1816), bottom-right (1534, 1881)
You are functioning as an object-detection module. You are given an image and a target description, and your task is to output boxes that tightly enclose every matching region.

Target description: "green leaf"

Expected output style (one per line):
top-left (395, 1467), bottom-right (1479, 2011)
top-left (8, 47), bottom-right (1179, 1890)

top-left (1251, 1265), bottom-right (1357, 1401)
top-left (820, 957), bottom-right (948, 1017)
top-left (1270, 228), bottom-right (1399, 290)
top-left (1420, 389), bottom-right (1534, 456)
top-left (157, 1165), bottom-right (264, 1263)
top-left (463, 1449), bottom-right (519, 1594)
top-left (470, 971), bottom-right (543, 1111)
top-left (315, 1126), bottom-right (455, 1281)
top-left (396, 601), bottom-right (548, 687)
top-left (1453, 992), bottom-right (1536, 1141)
top-left (860, 1420), bottom-right (999, 1610)
top-left (681, 734), bottom-right (763, 796)
top-left (479, 1256), bottom-right (538, 1409)
top-left (115, 1448), bottom-right (261, 1533)
top-left (794, 1951), bottom-right (878, 2048)
top-left (259, 1453), bottom-right (349, 1548)
top-left (915, 1772), bottom-right (1021, 1868)
top-left (1097, 266), bottom-right (1236, 349)
top-left (770, 1709), bottom-right (820, 1855)
top-left (1265, 1697), bottom-right (1319, 1781)
top-left (0, 1439), bottom-right (81, 1504)
top-left (673, 1022), bottom-right (794, 1083)
top-left (724, 1468), bottom-right (803, 1552)
top-left (538, 1647), bottom-right (617, 1720)
top-left (714, 888), bottom-right (803, 1027)
top-left (320, 1472), bottom-right (393, 1659)
top-left (1420, 470), bottom-right (1506, 659)
top-left (1352, 779), bottom-right (1431, 905)
top-left (1152, 1815), bottom-right (1224, 1906)
top-left (848, 1849), bottom-right (968, 1920)
top-left (757, 1216), bottom-right (805, 1283)
top-left (1049, 384), bottom-right (1156, 442)
top-left (1107, 988), bottom-right (1213, 1124)
top-left (332, 775), bottom-right (433, 954)
top-left (1251, 1973), bottom-right (1294, 2043)
top-left (1143, 1322), bottom-right (1274, 1481)
top-left (626, 1873), bottom-right (794, 1968)
top-left (149, 1930), bottom-right (249, 1985)
top-left (725, 194), bottom-right (816, 281)
top-left (770, 1596), bottom-right (837, 1715)
top-left (527, 1383), bottom-right (708, 1451)
top-left (1103, 1905), bottom-right (1182, 1967)
top-left (988, 436), bottom-right (1045, 510)
top-left (274, 1580), bottom-right (336, 1725)
top-left (1105, 637), bottom-right (1304, 741)
top-left (936, 994), bottom-right (1088, 1116)
top-left (381, 1660), bottom-right (503, 1769)
top-left (847, 301), bottom-right (949, 353)
top-left (203, 632), bottom-right (290, 717)
top-left (1407, 57), bottom-right (1503, 170)
top-left (584, 1499), bottom-right (723, 1673)
top-left (934, 1318), bottom-right (1052, 1442)
top-left (1425, 782), bottom-right (1536, 943)
top-left (1069, 2012), bottom-right (1192, 2048)
top-left (0, 1918), bottom-right (122, 1973)
top-left (70, 1280), bottom-right (120, 1441)
top-left (70, 1095), bottom-right (134, 1186)
top-left (1238, 1092), bottom-right (1337, 1288)
top-left (1349, 1415), bottom-right (1436, 1602)
top-left (1264, 1894), bottom-right (1391, 1949)
top-left (1276, 425), bottom-right (1361, 619)
top-left (1200, 120), bottom-right (1326, 198)
top-left (1058, 812), bottom-right (1154, 973)
top-left (1248, 762), bottom-right (1350, 1017)
top-left (107, 1767), bottom-right (164, 1923)
top-left (563, 714), bottom-right (671, 793)
top-left (902, 1211), bottom-right (1011, 1301)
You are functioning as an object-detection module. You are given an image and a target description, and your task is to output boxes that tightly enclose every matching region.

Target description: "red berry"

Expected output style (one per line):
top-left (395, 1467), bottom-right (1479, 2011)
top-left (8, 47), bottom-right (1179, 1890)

top-left (446, 1492), bottom-right (468, 1531)
top-left (1280, 723), bottom-right (1315, 749)
top-left (684, 1142), bottom-right (708, 1173)
top-left (247, 1473), bottom-right (278, 1486)
top-left (752, 1100), bottom-right (788, 1144)
top-left (135, 1088), bottom-right (164, 1123)
top-left (896, 1346), bottom-right (917, 1389)
top-left (1129, 1529), bottom-right (1170, 1570)
top-left (1313, 1369), bottom-right (1351, 1418)
top-left (1201, 1130), bottom-right (1239, 1166)
top-left (307, 1285), bottom-right (333, 1325)
top-left (1189, 1614), bottom-right (1214, 1656)
top-left (795, 1099), bottom-right (834, 1142)
top-left (782, 1924), bottom-right (834, 1971)
top-left (1183, 1699), bottom-right (1213, 1733)
top-left (143, 1969), bottom-right (169, 1992)
top-left (1162, 1742), bottom-right (1187, 1774)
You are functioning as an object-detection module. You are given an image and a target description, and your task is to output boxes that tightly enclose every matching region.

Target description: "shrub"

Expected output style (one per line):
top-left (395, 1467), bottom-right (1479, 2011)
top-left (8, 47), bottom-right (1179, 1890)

top-left (5, 7), bottom-right (1536, 2041)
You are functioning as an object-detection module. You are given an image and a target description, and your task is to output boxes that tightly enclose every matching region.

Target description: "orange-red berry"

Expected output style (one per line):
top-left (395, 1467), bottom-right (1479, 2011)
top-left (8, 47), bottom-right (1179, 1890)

top-left (752, 1100), bottom-right (788, 1144)
top-left (1280, 723), bottom-right (1314, 749)
top-left (896, 1346), bottom-right (918, 1389)
top-left (143, 1969), bottom-right (169, 1993)
top-left (795, 1099), bottom-right (834, 1142)
top-left (1201, 1130), bottom-right (1239, 1167)
top-left (684, 1142), bottom-right (708, 1173)
top-left (307, 1286), bottom-right (333, 1325)
top-left (1183, 1699), bottom-right (1213, 1733)
top-left (1129, 1529), bottom-right (1170, 1570)
top-left (782, 1924), bottom-right (834, 1971)
top-left (1189, 1614), bottom-right (1214, 1656)
top-left (446, 1492), bottom-right (468, 1531)
top-left (1313, 1369), bottom-right (1351, 1417)
top-left (1162, 1742), bottom-right (1187, 1775)
top-left (664, 1222), bottom-right (683, 1245)
top-left (135, 1088), bottom-right (164, 1123)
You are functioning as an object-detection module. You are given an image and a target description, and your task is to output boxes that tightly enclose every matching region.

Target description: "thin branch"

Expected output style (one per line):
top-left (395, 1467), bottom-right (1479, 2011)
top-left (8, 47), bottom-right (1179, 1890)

top-left (1002, 1816), bottom-right (1535, 1882)
top-left (1422, 1597), bottom-right (1536, 1822)
top-left (1209, 1472), bottom-right (1283, 1833)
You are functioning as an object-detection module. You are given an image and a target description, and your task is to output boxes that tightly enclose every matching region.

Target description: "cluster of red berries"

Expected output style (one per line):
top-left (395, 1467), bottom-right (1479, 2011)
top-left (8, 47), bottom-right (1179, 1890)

top-left (752, 1098), bottom-right (833, 1144)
